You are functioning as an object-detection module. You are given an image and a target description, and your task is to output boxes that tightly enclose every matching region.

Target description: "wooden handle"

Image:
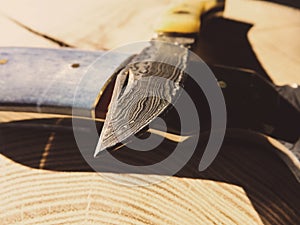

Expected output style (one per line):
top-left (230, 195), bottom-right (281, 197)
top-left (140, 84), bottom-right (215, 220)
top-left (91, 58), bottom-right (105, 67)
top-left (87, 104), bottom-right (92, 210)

top-left (154, 0), bottom-right (223, 34)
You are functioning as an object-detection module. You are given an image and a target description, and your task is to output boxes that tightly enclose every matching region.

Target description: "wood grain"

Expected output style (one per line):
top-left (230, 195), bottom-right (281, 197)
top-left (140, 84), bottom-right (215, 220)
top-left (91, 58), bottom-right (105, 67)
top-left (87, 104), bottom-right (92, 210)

top-left (0, 14), bottom-right (56, 48)
top-left (0, 0), bottom-right (171, 50)
top-left (1, 116), bottom-right (299, 224)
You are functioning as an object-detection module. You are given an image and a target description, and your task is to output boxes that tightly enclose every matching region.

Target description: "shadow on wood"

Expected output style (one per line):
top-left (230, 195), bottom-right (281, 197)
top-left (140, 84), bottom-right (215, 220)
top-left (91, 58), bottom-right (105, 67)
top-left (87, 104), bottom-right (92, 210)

top-left (0, 117), bottom-right (299, 224)
top-left (264, 0), bottom-right (300, 9)
top-left (195, 17), bottom-right (271, 82)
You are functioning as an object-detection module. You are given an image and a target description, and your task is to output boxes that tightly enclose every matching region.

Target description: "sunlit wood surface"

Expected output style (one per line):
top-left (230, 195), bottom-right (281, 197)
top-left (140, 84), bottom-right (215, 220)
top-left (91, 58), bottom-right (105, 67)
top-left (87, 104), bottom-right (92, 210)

top-left (224, 0), bottom-right (300, 85)
top-left (0, 1), bottom-right (299, 224)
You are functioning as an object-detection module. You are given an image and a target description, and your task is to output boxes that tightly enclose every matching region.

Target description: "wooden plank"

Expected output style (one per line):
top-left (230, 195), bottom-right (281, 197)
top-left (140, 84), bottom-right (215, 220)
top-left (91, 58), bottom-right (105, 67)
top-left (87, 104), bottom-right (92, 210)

top-left (1, 0), bottom-right (299, 84)
top-left (0, 14), bottom-right (56, 48)
top-left (0, 0), bottom-right (171, 50)
top-left (224, 0), bottom-right (300, 85)
top-left (1, 116), bottom-right (299, 224)
top-left (0, 151), bottom-right (265, 224)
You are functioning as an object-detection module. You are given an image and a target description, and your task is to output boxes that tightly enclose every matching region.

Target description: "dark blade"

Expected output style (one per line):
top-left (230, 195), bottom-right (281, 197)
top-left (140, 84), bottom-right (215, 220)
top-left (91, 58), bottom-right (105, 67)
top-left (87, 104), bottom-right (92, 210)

top-left (94, 41), bottom-right (189, 156)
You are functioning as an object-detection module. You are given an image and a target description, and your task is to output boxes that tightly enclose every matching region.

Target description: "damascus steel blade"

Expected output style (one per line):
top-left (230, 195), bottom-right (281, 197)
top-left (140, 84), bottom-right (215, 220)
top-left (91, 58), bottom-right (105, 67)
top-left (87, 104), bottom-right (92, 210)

top-left (0, 47), bottom-right (131, 118)
top-left (95, 41), bottom-right (189, 156)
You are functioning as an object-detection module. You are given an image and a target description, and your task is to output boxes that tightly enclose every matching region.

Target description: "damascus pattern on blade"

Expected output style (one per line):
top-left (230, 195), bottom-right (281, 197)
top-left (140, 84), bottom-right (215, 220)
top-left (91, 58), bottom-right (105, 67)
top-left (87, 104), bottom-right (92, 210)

top-left (97, 41), bottom-right (189, 152)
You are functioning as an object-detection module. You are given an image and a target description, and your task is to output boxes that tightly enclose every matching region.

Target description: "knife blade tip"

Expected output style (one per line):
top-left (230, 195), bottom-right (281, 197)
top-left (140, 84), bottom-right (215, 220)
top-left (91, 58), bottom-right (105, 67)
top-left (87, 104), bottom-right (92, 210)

top-left (93, 143), bottom-right (107, 158)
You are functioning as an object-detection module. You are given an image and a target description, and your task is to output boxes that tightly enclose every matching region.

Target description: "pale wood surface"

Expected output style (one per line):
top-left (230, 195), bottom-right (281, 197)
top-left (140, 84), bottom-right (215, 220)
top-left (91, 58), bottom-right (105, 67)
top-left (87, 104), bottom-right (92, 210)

top-left (0, 0), bottom-right (299, 84)
top-left (0, 15), bottom-right (56, 48)
top-left (224, 0), bottom-right (300, 85)
top-left (0, 0), bottom-right (171, 50)
top-left (0, 1), bottom-right (299, 224)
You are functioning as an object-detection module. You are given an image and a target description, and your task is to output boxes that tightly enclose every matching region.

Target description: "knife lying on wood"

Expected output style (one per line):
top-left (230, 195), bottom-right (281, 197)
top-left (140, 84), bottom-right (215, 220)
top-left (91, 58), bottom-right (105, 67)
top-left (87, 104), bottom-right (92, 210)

top-left (0, 0), bottom-right (299, 180)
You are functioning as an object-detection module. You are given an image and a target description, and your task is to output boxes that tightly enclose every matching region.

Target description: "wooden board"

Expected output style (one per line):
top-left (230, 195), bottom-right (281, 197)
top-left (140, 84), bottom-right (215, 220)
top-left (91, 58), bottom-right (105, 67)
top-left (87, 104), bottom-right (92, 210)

top-left (224, 0), bottom-right (300, 85)
top-left (1, 0), bottom-right (299, 84)
top-left (0, 0), bottom-right (171, 50)
top-left (1, 114), bottom-right (299, 225)
top-left (0, 15), bottom-right (56, 48)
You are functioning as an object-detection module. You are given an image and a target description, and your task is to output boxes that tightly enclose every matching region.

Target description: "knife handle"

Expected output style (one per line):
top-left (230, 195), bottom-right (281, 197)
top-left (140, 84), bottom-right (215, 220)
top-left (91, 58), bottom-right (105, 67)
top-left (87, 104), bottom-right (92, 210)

top-left (154, 0), bottom-right (225, 34)
top-left (0, 47), bottom-right (132, 119)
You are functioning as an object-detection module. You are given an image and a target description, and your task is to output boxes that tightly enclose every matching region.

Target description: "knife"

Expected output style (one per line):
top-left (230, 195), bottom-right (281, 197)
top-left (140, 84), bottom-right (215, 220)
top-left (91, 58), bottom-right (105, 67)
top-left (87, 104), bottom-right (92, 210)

top-left (95, 0), bottom-right (226, 155)
top-left (92, 0), bottom-right (300, 180)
